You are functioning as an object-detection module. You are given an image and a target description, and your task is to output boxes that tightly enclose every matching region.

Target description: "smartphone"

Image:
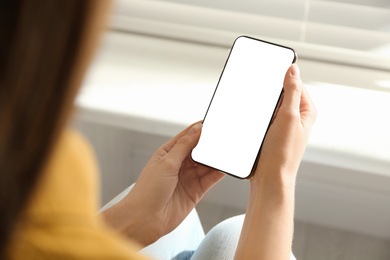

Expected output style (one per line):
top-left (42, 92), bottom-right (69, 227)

top-left (191, 36), bottom-right (296, 179)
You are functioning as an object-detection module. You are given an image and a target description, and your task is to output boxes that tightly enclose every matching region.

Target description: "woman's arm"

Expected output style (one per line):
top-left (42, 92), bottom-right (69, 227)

top-left (235, 169), bottom-right (296, 259)
top-left (235, 64), bottom-right (317, 259)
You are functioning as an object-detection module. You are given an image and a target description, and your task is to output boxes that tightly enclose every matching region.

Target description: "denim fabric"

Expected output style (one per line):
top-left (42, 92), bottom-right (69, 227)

top-left (190, 215), bottom-right (297, 260)
top-left (102, 185), bottom-right (296, 260)
top-left (171, 250), bottom-right (195, 260)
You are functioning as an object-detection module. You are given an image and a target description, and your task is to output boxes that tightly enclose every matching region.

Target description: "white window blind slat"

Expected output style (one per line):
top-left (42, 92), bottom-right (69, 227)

top-left (112, 0), bottom-right (390, 71)
top-left (309, 1), bottom-right (390, 32)
top-left (313, 0), bottom-right (390, 9)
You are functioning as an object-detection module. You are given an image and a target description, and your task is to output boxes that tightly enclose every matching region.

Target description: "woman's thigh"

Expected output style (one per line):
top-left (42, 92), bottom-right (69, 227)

top-left (190, 215), bottom-right (296, 260)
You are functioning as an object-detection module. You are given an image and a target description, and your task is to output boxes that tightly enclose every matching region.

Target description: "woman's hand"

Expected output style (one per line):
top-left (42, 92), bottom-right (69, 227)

top-left (102, 123), bottom-right (224, 246)
top-left (235, 64), bottom-right (317, 260)
top-left (252, 63), bottom-right (317, 187)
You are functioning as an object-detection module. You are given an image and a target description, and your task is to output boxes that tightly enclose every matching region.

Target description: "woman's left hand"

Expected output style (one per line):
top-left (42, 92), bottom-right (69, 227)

top-left (102, 122), bottom-right (224, 246)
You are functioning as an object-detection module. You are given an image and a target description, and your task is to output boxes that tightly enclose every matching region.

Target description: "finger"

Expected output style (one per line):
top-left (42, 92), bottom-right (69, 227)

top-left (281, 64), bottom-right (304, 114)
top-left (159, 121), bottom-right (202, 155)
top-left (166, 123), bottom-right (203, 163)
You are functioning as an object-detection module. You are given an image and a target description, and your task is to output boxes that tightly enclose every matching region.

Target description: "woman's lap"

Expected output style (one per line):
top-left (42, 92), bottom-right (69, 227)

top-left (173, 214), bottom-right (296, 260)
top-left (101, 185), bottom-right (296, 260)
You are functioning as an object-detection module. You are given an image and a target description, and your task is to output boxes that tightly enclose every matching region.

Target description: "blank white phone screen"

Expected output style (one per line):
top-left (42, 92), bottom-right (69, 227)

top-left (191, 36), bottom-right (295, 179)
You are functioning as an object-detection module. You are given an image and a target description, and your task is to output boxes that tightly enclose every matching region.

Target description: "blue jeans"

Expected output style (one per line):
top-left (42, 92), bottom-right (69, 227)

top-left (101, 185), bottom-right (296, 260)
top-left (172, 250), bottom-right (195, 260)
top-left (172, 215), bottom-right (296, 260)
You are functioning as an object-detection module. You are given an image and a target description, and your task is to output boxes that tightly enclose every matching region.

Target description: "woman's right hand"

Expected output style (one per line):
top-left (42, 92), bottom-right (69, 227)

top-left (235, 64), bottom-right (317, 260)
top-left (252, 63), bottom-right (317, 187)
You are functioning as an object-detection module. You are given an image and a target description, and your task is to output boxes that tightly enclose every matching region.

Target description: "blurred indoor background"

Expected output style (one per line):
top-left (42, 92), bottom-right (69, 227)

top-left (74, 1), bottom-right (390, 259)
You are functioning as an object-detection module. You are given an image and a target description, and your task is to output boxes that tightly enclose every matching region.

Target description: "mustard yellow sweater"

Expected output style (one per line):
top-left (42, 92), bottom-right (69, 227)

top-left (7, 130), bottom-right (149, 259)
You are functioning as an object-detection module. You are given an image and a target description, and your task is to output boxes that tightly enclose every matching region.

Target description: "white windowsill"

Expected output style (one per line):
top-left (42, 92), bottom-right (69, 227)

top-left (77, 31), bottom-right (390, 177)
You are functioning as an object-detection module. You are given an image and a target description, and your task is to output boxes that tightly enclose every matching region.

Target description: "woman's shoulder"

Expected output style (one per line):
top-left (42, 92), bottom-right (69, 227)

top-left (27, 129), bottom-right (101, 215)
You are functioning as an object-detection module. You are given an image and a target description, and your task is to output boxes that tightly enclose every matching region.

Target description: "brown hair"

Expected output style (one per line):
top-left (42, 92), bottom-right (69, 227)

top-left (0, 0), bottom-right (110, 257)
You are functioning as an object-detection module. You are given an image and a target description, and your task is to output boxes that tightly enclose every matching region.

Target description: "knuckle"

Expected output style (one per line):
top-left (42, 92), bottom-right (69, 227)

top-left (282, 109), bottom-right (300, 121)
top-left (285, 75), bottom-right (304, 93)
top-left (291, 80), bottom-right (304, 94)
top-left (161, 156), bottom-right (179, 169)
top-left (177, 134), bottom-right (192, 145)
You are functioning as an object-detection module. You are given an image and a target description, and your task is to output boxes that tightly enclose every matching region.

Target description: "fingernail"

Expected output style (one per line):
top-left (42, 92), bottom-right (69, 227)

top-left (290, 64), bottom-right (300, 77)
top-left (190, 123), bottom-right (202, 134)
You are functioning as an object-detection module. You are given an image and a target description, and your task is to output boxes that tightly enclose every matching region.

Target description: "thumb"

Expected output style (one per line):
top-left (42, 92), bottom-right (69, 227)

top-left (281, 64), bottom-right (304, 114)
top-left (167, 123), bottom-right (203, 162)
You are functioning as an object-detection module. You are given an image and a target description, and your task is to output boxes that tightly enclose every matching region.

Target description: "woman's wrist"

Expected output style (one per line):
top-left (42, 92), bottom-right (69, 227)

top-left (101, 198), bottom-right (160, 247)
top-left (235, 169), bottom-right (296, 260)
top-left (249, 167), bottom-right (296, 204)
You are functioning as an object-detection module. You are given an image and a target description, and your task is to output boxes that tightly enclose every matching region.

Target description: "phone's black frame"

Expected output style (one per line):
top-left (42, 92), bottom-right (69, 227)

top-left (191, 35), bottom-right (297, 179)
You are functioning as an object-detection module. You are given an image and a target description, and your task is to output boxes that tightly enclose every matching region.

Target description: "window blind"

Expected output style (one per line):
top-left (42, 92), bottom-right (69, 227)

top-left (110, 0), bottom-right (390, 71)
